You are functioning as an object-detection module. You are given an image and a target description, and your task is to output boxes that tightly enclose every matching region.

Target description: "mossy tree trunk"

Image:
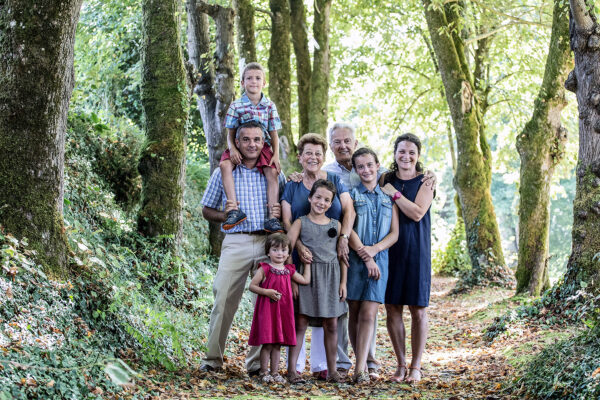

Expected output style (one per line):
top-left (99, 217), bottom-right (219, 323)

top-left (515, 0), bottom-right (571, 296)
top-left (423, 0), bottom-right (513, 288)
top-left (233, 0), bottom-right (256, 66)
top-left (0, 0), bottom-right (83, 276)
top-left (308, 0), bottom-right (332, 136)
top-left (138, 0), bottom-right (189, 248)
top-left (290, 0), bottom-right (311, 138)
top-left (563, 0), bottom-right (600, 295)
top-left (268, 0), bottom-right (293, 156)
top-left (423, 28), bottom-right (471, 274)
top-left (186, 0), bottom-right (235, 255)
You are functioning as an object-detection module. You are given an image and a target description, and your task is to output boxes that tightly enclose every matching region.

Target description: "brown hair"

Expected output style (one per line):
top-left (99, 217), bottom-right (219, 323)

top-left (351, 147), bottom-right (379, 169)
top-left (241, 62), bottom-right (265, 81)
top-left (265, 233), bottom-right (292, 255)
top-left (297, 133), bottom-right (328, 155)
top-left (308, 179), bottom-right (337, 199)
top-left (389, 133), bottom-right (423, 174)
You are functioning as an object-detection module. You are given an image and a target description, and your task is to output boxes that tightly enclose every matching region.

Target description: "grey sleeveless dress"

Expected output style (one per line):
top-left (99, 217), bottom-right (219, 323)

top-left (297, 216), bottom-right (348, 318)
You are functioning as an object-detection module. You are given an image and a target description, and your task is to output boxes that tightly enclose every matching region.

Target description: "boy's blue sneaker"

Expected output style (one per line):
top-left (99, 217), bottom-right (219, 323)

top-left (264, 218), bottom-right (284, 233)
top-left (222, 209), bottom-right (247, 230)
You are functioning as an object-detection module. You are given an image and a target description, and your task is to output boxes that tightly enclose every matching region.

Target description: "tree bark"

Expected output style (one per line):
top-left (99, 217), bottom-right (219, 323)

top-left (268, 0), bottom-right (293, 154)
top-left (186, 0), bottom-right (235, 255)
top-left (515, 0), bottom-right (571, 296)
top-left (290, 0), bottom-right (311, 138)
top-left (0, 0), bottom-right (82, 275)
top-left (473, 32), bottom-right (491, 117)
top-left (138, 0), bottom-right (189, 248)
top-left (233, 0), bottom-right (256, 65)
top-left (422, 0), bottom-right (513, 288)
top-left (563, 0), bottom-right (600, 294)
top-left (308, 0), bottom-right (332, 136)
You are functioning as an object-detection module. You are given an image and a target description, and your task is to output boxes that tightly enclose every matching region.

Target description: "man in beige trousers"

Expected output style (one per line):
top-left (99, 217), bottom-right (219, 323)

top-left (200, 121), bottom-right (284, 375)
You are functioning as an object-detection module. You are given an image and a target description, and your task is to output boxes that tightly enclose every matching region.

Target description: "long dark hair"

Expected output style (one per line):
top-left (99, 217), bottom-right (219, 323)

top-left (388, 133), bottom-right (423, 175)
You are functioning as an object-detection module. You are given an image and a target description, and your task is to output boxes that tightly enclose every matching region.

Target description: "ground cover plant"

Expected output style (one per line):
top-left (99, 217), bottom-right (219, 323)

top-left (1, 112), bottom-right (213, 399)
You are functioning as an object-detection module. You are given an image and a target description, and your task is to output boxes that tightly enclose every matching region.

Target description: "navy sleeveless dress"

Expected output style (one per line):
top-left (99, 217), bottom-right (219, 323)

top-left (384, 174), bottom-right (431, 307)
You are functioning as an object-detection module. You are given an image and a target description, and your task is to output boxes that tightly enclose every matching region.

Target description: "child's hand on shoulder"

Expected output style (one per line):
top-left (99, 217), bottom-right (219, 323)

top-left (230, 147), bottom-right (242, 165)
top-left (269, 154), bottom-right (281, 173)
top-left (265, 289), bottom-right (281, 302)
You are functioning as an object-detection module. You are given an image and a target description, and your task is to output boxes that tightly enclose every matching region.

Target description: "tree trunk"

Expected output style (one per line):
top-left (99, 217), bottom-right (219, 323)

top-left (422, 0), bottom-right (513, 288)
top-left (515, 0), bottom-right (571, 296)
top-left (563, 0), bottom-right (600, 294)
top-left (308, 0), bottom-right (332, 136)
top-left (186, 0), bottom-right (235, 255)
top-left (233, 0), bottom-right (256, 65)
top-left (0, 0), bottom-right (82, 276)
top-left (268, 0), bottom-right (293, 155)
top-left (290, 0), bottom-right (311, 138)
top-left (138, 0), bottom-right (189, 248)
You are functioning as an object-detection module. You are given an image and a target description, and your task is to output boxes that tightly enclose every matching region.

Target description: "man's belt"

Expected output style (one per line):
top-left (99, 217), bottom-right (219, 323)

top-left (229, 230), bottom-right (269, 235)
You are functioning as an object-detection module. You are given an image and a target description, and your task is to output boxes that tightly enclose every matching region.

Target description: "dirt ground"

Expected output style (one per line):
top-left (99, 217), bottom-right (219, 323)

top-left (130, 276), bottom-right (573, 399)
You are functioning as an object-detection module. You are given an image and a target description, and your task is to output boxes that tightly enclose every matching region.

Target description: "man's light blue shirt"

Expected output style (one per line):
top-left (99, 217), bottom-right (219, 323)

top-left (201, 165), bottom-right (285, 233)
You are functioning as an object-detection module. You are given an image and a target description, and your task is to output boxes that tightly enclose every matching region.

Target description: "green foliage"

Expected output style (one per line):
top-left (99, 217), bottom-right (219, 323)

top-left (68, 112), bottom-right (143, 209)
top-left (512, 324), bottom-right (600, 399)
top-left (433, 218), bottom-right (471, 276)
top-left (485, 277), bottom-right (599, 342)
top-left (0, 231), bottom-right (123, 399)
top-left (73, 0), bottom-right (143, 125)
top-left (64, 112), bottom-right (213, 371)
top-left (1, 111), bottom-right (215, 397)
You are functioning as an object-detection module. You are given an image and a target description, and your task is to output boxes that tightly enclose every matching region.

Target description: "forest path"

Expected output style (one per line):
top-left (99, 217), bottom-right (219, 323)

top-left (137, 276), bottom-right (569, 399)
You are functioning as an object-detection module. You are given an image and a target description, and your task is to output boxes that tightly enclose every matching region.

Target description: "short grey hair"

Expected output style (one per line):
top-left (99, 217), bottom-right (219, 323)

top-left (328, 122), bottom-right (356, 142)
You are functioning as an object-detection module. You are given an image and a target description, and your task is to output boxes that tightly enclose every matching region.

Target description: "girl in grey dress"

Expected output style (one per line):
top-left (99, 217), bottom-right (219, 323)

top-left (287, 179), bottom-right (348, 383)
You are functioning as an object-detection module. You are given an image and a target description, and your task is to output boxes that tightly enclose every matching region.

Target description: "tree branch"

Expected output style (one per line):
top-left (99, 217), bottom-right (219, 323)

top-left (464, 21), bottom-right (548, 45)
top-left (418, 27), bottom-right (439, 74)
top-left (398, 64), bottom-right (432, 81)
top-left (465, 0), bottom-right (550, 28)
top-left (570, 0), bottom-right (594, 30)
top-left (394, 87), bottom-right (436, 130)
top-left (196, 0), bottom-right (233, 19)
top-left (254, 7), bottom-right (273, 17)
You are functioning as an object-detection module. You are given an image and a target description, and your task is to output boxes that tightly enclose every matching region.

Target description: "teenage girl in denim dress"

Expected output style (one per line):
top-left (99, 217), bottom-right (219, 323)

top-left (346, 148), bottom-right (399, 383)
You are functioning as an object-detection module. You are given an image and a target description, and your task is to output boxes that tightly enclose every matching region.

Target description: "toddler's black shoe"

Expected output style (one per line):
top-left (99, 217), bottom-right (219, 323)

top-left (264, 218), bottom-right (284, 233)
top-left (222, 209), bottom-right (247, 230)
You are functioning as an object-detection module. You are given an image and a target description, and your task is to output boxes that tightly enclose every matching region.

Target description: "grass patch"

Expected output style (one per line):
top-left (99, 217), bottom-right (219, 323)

top-left (469, 293), bottom-right (530, 322)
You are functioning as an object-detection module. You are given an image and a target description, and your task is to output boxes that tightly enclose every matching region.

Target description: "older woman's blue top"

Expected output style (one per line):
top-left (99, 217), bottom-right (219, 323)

top-left (281, 172), bottom-right (347, 222)
top-left (347, 183), bottom-right (393, 303)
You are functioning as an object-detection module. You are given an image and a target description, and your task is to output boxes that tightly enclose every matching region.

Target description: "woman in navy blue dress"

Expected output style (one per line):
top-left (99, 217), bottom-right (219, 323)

top-left (380, 133), bottom-right (435, 384)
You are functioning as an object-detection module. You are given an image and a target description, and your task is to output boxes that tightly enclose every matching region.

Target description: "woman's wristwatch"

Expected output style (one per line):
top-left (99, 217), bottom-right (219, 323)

top-left (339, 233), bottom-right (349, 240)
top-left (392, 191), bottom-right (403, 201)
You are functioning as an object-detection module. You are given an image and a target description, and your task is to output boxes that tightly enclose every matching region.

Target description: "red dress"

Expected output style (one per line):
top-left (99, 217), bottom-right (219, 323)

top-left (248, 263), bottom-right (296, 346)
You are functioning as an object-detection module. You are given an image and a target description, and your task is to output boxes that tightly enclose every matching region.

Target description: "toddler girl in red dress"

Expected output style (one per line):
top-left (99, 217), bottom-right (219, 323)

top-left (248, 233), bottom-right (311, 383)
